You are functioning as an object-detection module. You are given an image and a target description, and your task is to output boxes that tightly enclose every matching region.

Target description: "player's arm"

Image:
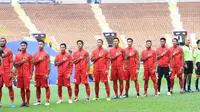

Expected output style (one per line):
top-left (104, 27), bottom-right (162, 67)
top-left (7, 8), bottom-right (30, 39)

top-left (68, 55), bottom-right (73, 76)
top-left (135, 50), bottom-right (140, 71)
top-left (153, 52), bottom-right (157, 71)
top-left (32, 53), bottom-right (40, 65)
top-left (54, 55), bottom-right (63, 66)
top-left (105, 51), bottom-right (109, 72)
top-left (29, 55), bottom-right (33, 78)
top-left (72, 53), bottom-right (81, 64)
top-left (14, 55), bottom-right (23, 67)
top-left (156, 49), bottom-right (163, 60)
top-left (47, 54), bottom-right (51, 75)
top-left (9, 50), bottom-right (13, 73)
top-left (85, 52), bottom-right (90, 74)
top-left (91, 51), bottom-right (100, 62)
top-left (141, 51), bottom-right (148, 61)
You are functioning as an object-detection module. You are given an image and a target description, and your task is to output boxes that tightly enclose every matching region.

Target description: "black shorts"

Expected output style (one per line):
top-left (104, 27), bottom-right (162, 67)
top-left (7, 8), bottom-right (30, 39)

top-left (195, 62), bottom-right (200, 75)
top-left (184, 61), bottom-right (193, 74)
top-left (157, 66), bottom-right (170, 79)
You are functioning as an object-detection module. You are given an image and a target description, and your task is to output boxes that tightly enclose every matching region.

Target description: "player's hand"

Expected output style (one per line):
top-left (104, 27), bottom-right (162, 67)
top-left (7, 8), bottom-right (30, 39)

top-left (80, 55), bottom-right (85, 59)
top-left (9, 74), bottom-right (13, 79)
top-left (136, 70), bottom-right (139, 74)
top-left (22, 57), bottom-right (28, 63)
top-left (129, 52), bottom-right (135, 56)
top-left (98, 52), bottom-right (104, 58)
top-left (184, 63), bottom-right (188, 68)
top-left (194, 65), bottom-right (197, 70)
top-left (152, 69), bottom-right (156, 73)
top-left (148, 53), bottom-right (153, 58)
top-left (116, 51), bottom-right (122, 56)
top-left (86, 72), bottom-right (89, 76)
top-left (67, 74), bottom-right (71, 78)
top-left (39, 56), bottom-right (45, 61)
top-left (45, 75), bottom-right (49, 79)
top-left (30, 76), bottom-right (32, 80)
top-left (63, 57), bottom-right (68, 62)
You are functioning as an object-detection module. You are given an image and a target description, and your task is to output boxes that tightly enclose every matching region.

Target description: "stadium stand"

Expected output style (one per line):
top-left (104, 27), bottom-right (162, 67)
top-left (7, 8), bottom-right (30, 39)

top-left (100, 3), bottom-right (173, 51)
top-left (178, 2), bottom-right (200, 39)
top-left (0, 4), bottom-right (29, 42)
top-left (21, 4), bottom-right (102, 52)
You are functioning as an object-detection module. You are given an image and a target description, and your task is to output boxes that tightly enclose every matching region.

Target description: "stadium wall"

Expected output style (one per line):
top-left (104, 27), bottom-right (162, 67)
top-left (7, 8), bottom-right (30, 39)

top-left (56, 0), bottom-right (87, 4)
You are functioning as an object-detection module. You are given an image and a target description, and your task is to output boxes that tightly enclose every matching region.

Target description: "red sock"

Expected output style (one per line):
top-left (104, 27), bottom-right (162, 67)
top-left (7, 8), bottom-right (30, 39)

top-left (9, 87), bottom-right (14, 104)
top-left (0, 88), bottom-right (2, 104)
top-left (113, 81), bottom-right (118, 96)
top-left (144, 81), bottom-right (148, 94)
top-left (58, 86), bottom-right (62, 100)
top-left (125, 81), bottom-right (130, 94)
top-left (67, 86), bottom-right (72, 99)
top-left (36, 87), bottom-right (41, 101)
top-left (170, 77), bottom-right (174, 90)
top-left (95, 83), bottom-right (99, 98)
top-left (85, 84), bottom-right (90, 98)
top-left (26, 89), bottom-right (30, 104)
top-left (104, 82), bottom-right (110, 97)
top-left (74, 84), bottom-right (79, 99)
top-left (45, 87), bottom-right (50, 102)
top-left (135, 81), bottom-right (140, 94)
top-left (179, 77), bottom-right (183, 90)
top-left (152, 79), bottom-right (158, 94)
top-left (20, 89), bottom-right (25, 104)
top-left (119, 81), bottom-right (124, 96)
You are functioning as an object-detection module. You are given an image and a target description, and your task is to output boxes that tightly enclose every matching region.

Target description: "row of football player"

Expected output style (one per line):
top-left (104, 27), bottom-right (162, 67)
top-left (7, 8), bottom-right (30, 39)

top-left (0, 37), bottom-right (199, 108)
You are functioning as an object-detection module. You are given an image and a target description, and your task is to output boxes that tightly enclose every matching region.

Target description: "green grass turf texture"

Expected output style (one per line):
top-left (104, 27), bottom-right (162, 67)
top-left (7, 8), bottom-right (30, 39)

top-left (0, 67), bottom-right (200, 112)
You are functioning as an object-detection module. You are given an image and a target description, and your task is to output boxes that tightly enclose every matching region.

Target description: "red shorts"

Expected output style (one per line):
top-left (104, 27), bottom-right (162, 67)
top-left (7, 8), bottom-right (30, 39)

top-left (74, 70), bottom-right (88, 85)
top-left (93, 69), bottom-right (108, 83)
top-left (17, 76), bottom-right (30, 89)
top-left (57, 75), bottom-right (70, 87)
top-left (143, 69), bottom-right (156, 81)
top-left (170, 67), bottom-right (183, 79)
top-left (35, 75), bottom-right (49, 88)
top-left (124, 69), bottom-right (138, 81)
top-left (1, 73), bottom-right (13, 87)
top-left (110, 68), bottom-right (124, 81)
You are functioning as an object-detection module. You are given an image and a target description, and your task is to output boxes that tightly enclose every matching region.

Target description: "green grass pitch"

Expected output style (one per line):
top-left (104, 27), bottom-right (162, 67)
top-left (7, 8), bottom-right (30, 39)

top-left (0, 68), bottom-right (200, 112)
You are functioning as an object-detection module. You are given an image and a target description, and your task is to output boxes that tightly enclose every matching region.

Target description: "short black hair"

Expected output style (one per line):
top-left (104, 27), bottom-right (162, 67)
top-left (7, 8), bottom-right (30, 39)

top-left (146, 40), bottom-right (152, 43)
top-left (97, 39), bottom-right (103, 44)
top-left (197, 40), bottom-right (200, 45)
top-left (127, 38), bottom-right (133, 42)
top-left (20, 41), bottom-right (28, 46)
top-left (0, 37), bottom-right (7, 43)
top-left (160, 37), bottom-right (166, 41)
top-left (173, 38), bottom-right (178, 42)
top-left (113, 37), bottom-right (119, 42)
top-left (60, 43), bottom-right (66, 48)
top-left (77, 40), bottom-right (84, 45)
top-left (38, 40), bottom-right (45, 44)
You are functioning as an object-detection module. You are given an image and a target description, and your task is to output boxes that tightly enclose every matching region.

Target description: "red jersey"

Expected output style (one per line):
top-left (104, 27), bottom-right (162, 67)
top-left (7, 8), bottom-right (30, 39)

top-left (33, 50), bottom-right (50, 76)
top-left (125, 47), bottom-right (139, 70)
top-left (55, 52), bottom-right (73, 76)
top-left (109, 46), bottom-right (125, 69)
top-left (91, 47), bottom-right (109, 71)
top-left (2, 47), bottom-right (13, 74)
top-left (156, 46), bottom-right (170, 67)
top-left (141, 48), bottom-right (156, 70)
top-left (170, 46), bottom-right (183, 68)
top-left (72, 49), bottom-right (89, 72)
top-left (14, 52), bottom-right (32, 77)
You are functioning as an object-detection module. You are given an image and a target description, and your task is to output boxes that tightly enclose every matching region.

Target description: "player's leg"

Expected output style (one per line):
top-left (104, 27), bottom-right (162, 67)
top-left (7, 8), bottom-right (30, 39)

top-left (74, 70), bottom-right (80, 102)
top-left (177, 70), bottom-right (184, 94)
top-left (0, 87), bottom-right (2, 107)
top-left (170, 68), bottom-right (175, 93)
top-left (123, 69), bottom-right (130, 98)
top-left (163, 67), bottom-right (171, 95)
top-left (187, 62), bottom-right (193, 92)
top-left (150, 71), bottom-right (158, 96)
top-left (195, 63), bottom-right (200, 92)
top-left (104, 82), bottom-right (110, 100)
top-left (81, 71), bottom-right (90, 101)
top-left (92, 71), bottom-right (100, 100)
top-left (157, 67), bottom-right (163, 95)
top-left (20, 88), bottom-right (26, 107)
top-left (111, 69), bottom-right (118, 99)
top-left (84, 83), bottom-right (90, 101)
top-left (34, 75), bottom-right (42, 105)
top-left (119, 68), bottom-right (124, 98)
top-left (23, 76), bottom-right (31, 107)
top-left (100, 70), bottom-right (110, 100)
top-left (130, 69), bottom-right (140, 97)
top-left (57, 86), bottom-right (63, 103)
top-left (25, 88), bottom-right (30, 107)
top-left (67, 85), bottom-right (72, 103)
top-left (74, 84), bottom-right (79, 101)
top-left (56, 76), bottom-right (63, 103)
top-left (143, 70), bottom-right (149, 96)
